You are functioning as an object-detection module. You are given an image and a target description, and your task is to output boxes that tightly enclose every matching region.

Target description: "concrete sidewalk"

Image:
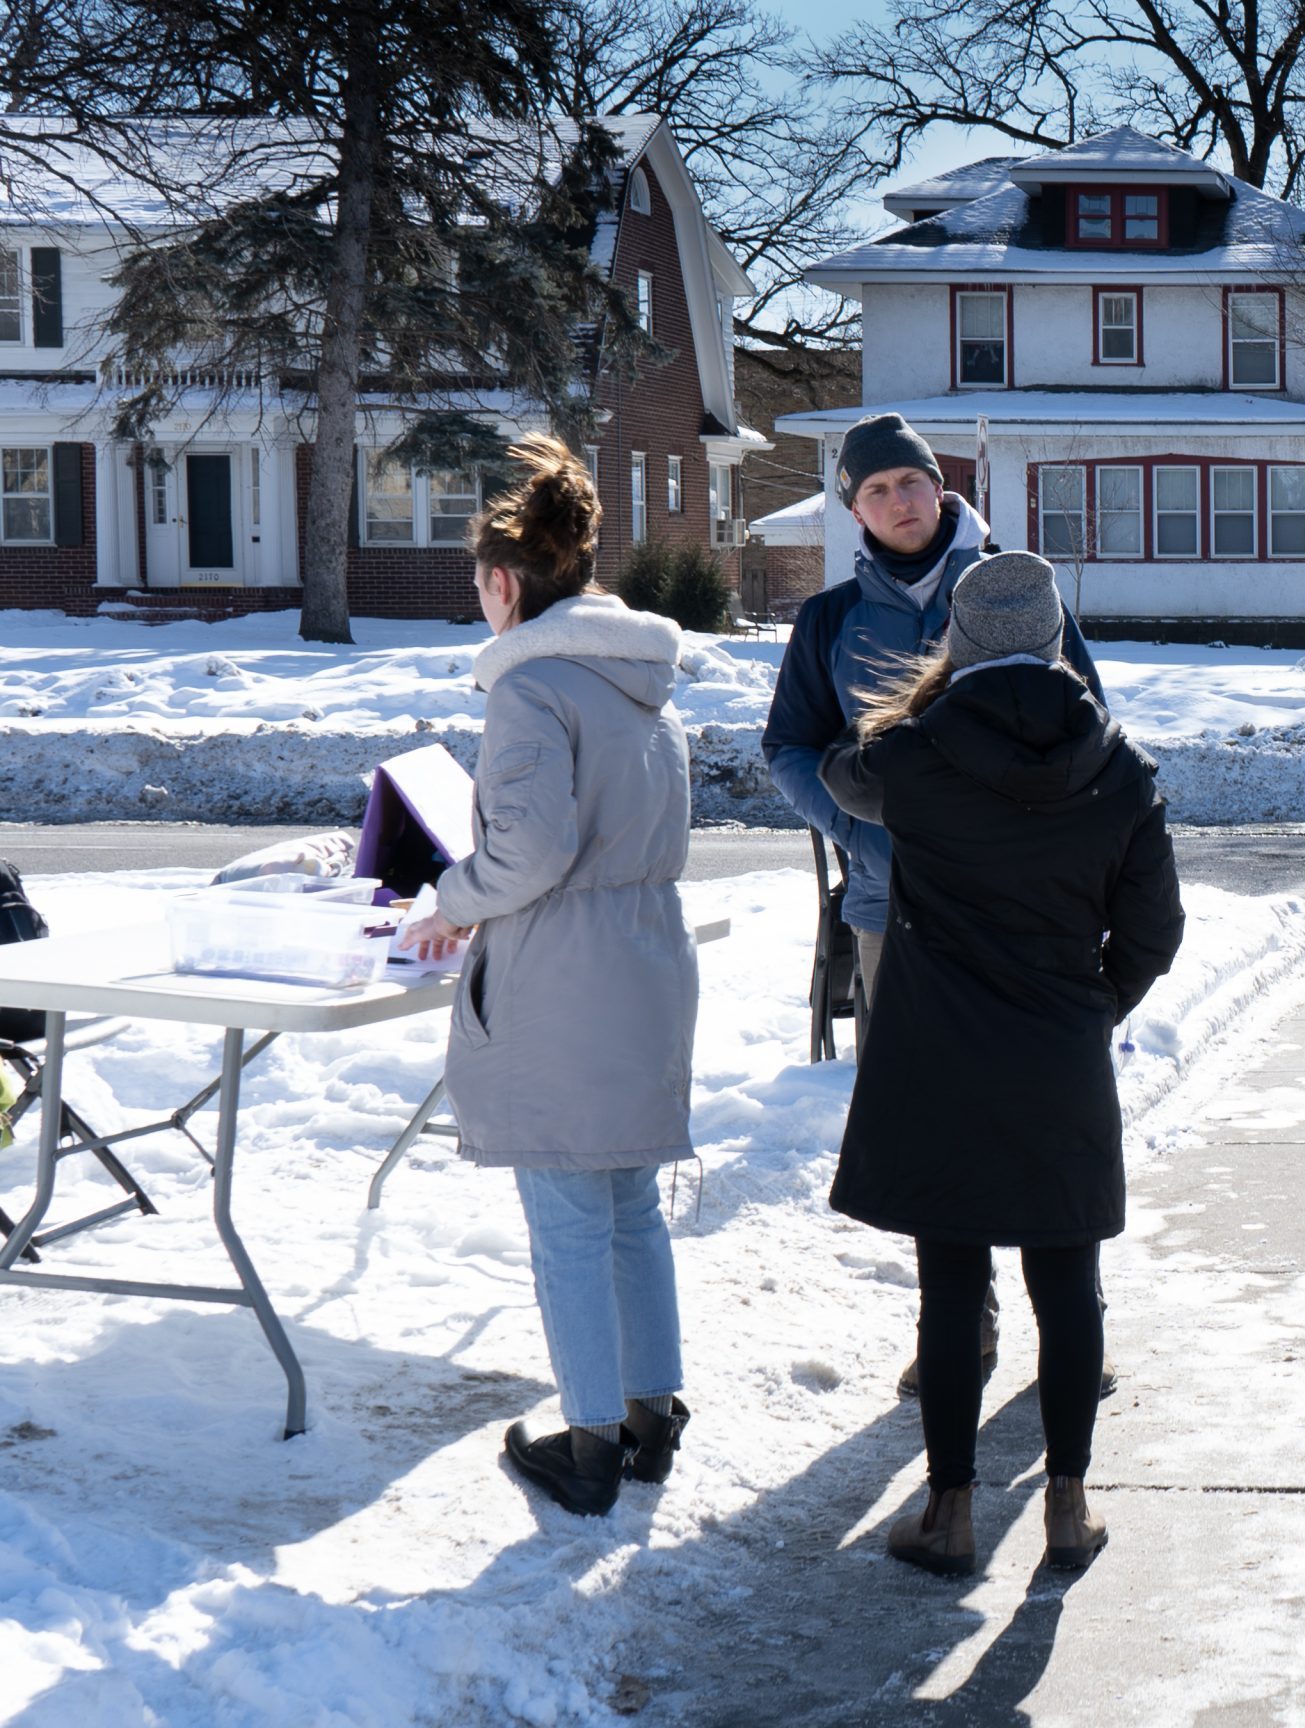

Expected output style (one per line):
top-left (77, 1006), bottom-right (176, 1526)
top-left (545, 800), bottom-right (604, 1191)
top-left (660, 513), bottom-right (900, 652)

top-left (648, 1004), bottom-right (1305, 1727)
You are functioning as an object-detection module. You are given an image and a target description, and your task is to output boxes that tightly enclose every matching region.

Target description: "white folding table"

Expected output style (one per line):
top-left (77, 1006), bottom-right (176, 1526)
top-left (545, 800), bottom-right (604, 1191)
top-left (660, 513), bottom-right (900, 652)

top-left (0, 920), bottom-right (458, 1438)
top-left (0, 914), bottom-right (729, 1439)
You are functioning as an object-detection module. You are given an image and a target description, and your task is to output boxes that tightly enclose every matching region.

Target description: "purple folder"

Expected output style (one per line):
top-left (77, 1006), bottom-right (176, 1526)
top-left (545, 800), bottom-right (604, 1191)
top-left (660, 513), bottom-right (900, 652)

top-left (355, 743), bottom-right (475, 898)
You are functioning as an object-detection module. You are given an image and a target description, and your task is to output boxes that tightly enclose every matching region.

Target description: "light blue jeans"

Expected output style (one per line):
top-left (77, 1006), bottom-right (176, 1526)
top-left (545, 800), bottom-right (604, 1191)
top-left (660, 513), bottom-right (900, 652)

top-left (514, 1164), bottom-right (684, 1429)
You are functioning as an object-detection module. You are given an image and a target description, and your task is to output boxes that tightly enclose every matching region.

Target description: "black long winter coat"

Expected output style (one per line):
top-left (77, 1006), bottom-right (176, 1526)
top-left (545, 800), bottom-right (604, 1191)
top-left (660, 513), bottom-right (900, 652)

top-left (818, 663), bottom-right (1185, 1249)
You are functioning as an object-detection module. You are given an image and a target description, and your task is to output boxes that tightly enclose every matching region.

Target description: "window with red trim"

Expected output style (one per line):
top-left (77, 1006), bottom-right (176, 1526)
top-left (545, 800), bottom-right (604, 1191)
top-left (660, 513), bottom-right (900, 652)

top-left (955, 289), bottom-right (1008, 386)
top-left (1227, 291), bottom-right (1281, 388)
top-left (1094, 289), bottom-right (1141, 364)
top-left (1030, 457), bottom-right (1299, 562)
top-left (1068, 187), bottom-right (1167, 249)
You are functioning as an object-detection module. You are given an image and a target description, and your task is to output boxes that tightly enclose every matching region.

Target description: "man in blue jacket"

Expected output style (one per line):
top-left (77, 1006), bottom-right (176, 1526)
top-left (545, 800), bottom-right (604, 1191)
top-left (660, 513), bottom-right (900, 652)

top-left (762, 411), bottom-right (1108, 1395)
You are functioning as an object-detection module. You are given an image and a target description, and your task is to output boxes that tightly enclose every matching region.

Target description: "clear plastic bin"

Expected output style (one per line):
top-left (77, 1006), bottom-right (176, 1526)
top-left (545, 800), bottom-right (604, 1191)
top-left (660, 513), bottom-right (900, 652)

top-left (203, 874), bottom-right (381, 903)
top-left (167, 892), bottom-right (390, 988)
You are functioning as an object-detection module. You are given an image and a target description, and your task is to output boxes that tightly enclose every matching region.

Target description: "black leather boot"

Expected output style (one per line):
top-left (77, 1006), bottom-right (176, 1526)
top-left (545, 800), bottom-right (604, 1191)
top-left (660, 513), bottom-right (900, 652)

top-left (624, 1397), bottom-right (691, 1484)
top-left (503, 1422), bottom-right (634, 1516)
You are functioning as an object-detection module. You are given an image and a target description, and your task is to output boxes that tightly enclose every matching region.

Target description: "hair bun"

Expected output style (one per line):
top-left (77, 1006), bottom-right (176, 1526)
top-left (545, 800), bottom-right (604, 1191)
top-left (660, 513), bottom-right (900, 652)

top-left (471, 435), bottom-right (603, 621)
top-left (509, 437), bottom-right (599, 576)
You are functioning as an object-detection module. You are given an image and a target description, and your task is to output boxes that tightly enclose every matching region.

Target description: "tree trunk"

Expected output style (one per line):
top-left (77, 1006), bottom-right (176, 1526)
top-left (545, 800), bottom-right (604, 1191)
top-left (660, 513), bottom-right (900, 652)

top-left (299, 23), bottom-right (378, 645)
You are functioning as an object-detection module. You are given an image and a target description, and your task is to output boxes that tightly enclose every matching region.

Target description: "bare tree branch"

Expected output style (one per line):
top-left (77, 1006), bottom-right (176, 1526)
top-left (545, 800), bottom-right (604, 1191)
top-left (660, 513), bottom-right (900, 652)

top-left (810, 0), bottom-right (1305, 194)
top-left (556, 0), bottom-right (866, 348)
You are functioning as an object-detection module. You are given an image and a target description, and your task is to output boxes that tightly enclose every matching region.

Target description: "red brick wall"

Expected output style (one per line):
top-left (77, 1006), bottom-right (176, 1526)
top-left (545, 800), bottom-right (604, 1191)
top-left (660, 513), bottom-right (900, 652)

top-left (294, 446), bottom-right (481, 621)
top-left (762, 545), bottom-right (824, 604)
top-left (591, 162), bottom-right (741, 591)
top-left (0, 444), bottom-right (99, 614)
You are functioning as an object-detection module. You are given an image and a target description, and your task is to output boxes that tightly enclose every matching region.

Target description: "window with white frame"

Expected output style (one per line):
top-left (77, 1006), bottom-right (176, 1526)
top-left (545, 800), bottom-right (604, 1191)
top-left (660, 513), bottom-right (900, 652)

top-left (1211, 467), bottom-right (1255, 556)
top-left (667, 454), bottom-right (683, 513)
top-left (631, 451), bottom-right (647, 542)
top-left (1229, 292), bottom-right (1280, 388)
top-left (584, 445), bottom-right (599, 492)
top-left (149, 459), bottom-right (168, 527)
top-left (1, 447), bottom-right (51, 542)
top-left (0, 249), bottom-right (20, 343)
top-left (429, 470), bottom-right (478, 544)
top-left (628, 167), bottom-right (651, 215)
top-left (956, 291), bottom-right (1006, 386)
top-left (361, 455), bottom-right (485, 546)
top-left (636, 271), bottom-right (653, 335)
top-left (1269, 466), bottom-right (1305, 555)
top-left (1098, 293), bottom-right (1137, 363)
top-left (1039, 465), bottom-right (1085, 558)
top-left (1097, 466), bottom-right (1142, 555)
top-left (1154, 466), bottom-right (1200, 556)
top-left (364, 452), bottom-right (415, 542)
top-left (709, 462), bottom-right (731, 541)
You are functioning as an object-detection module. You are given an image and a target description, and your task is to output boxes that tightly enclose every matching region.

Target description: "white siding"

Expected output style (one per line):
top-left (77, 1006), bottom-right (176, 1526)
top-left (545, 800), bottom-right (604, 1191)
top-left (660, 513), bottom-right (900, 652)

top-left (861, 280), bottom-right (1305, 396)
top-left (861, 283), bottom-right (951, 400)
top-left (988, 430), bottom-right (1305, 618)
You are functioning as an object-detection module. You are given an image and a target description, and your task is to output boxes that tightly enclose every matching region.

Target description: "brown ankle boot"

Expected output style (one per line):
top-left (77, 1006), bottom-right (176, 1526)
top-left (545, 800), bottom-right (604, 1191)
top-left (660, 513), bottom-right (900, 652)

top-left (897, 1350), bottom-right (996, 1399)
top-left (888, 1484), bottom-right (976, 1576)
top-left (1044, 1475), bottom-right (1108, 1569)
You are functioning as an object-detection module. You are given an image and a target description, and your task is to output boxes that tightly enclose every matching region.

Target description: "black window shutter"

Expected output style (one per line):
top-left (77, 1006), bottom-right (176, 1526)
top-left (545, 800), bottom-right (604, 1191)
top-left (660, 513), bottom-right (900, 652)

top-left (53, 443), bottom-right (84, 547)
top-left (348, 453), bottom-right (360, 548)
top-left (30, 248), bottom-right (63, 348)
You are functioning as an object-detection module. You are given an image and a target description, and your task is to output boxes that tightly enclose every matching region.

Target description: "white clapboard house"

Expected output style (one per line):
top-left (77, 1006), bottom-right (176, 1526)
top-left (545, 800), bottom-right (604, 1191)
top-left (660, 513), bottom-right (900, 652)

top-left (780, 126), bottom-right (1305, 641)
top-left (0, 115), bottom-right (759, 620)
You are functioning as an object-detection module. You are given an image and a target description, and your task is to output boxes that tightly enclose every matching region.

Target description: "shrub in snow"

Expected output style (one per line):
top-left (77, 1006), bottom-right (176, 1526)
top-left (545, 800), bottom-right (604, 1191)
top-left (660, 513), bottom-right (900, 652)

top-left (616, 539), bottom-right (730, 632)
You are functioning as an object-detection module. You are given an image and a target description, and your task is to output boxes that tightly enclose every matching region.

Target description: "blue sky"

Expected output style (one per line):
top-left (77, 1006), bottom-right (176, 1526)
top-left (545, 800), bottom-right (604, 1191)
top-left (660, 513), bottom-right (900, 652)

top-left (765, 0), bottom-right (998, 242)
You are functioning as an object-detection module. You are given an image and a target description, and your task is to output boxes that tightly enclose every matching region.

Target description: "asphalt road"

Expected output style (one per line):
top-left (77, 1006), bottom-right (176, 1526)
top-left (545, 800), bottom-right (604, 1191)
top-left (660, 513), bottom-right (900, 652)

top-left (3, 820), bottom-right (1305, 896)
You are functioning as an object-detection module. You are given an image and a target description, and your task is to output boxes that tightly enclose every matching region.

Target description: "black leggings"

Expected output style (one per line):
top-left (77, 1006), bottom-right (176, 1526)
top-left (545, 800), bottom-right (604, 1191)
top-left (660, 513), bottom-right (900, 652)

top-left (915, 1238), bottom-right (1104, 1490)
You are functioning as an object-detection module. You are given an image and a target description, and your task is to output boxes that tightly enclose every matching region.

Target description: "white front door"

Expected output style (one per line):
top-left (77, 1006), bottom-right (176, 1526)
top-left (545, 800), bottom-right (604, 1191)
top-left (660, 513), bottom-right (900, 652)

top-left (144, 447), bottom-right (246, 587)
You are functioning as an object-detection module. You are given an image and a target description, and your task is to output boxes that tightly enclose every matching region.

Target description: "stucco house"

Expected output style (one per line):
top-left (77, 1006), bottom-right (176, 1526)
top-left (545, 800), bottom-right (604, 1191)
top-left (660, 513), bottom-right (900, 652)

top-left (779, 126), bottom-right (1305, 641)
top-left (0, 114), bottom-right (761, 619)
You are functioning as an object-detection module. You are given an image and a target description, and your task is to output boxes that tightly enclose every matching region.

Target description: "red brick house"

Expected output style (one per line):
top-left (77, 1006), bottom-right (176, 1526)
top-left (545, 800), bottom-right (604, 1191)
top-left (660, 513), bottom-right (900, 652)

top-left (0, 115), bottom-right (762, 619)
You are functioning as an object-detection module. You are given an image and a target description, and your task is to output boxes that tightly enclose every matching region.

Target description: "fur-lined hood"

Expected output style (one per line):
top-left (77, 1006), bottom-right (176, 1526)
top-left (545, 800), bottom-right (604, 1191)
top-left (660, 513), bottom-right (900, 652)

top-left (474, 593), bottom-right (682, 708)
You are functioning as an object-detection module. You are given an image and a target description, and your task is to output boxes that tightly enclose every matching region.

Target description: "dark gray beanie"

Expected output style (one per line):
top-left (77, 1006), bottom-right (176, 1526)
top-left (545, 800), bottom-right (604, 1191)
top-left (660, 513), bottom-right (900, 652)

top-left (834, 413), bottom-right (943, 508)
top-left (947, 553), bottom-right (1065, 670)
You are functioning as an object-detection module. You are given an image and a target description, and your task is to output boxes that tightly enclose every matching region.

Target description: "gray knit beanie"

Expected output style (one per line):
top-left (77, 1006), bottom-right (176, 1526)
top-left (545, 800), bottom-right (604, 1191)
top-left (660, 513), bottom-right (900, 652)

top-left (834, 413), bottom-right (944, 508)
top-left (947, 553), bottom-right (1065, 670)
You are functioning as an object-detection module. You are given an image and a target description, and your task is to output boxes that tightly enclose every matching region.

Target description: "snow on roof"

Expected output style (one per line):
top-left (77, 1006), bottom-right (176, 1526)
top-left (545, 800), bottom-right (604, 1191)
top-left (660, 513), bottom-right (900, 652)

top-left (1011, 125), bottom-right (1227, 187)
top-left (810, 178), bottom-right (1305, 284)
top-left (882, 156), bottom-right (1026, 214)
top-left (591, 113), bottom-right (664, 162)
top-left (0, 111), bottom-right (666, 235)
top-left (810, 127), bottom-right (1284, 284)
top-left (0, 115), bottom-right (335, 226)
top-left (748, 491), bottom-right (824, 540)
top-left (777, 390), bottom-right (1305, 437)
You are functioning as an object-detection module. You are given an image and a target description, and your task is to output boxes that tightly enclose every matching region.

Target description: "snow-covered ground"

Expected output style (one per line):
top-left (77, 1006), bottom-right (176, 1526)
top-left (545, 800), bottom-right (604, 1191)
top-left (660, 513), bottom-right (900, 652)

top-left (2, 862), bottom-right (1304, 1725)
top-left (4, 607), bottom-right (1305, 1720)
top-left (4, 608), bottom-right (1305, 823)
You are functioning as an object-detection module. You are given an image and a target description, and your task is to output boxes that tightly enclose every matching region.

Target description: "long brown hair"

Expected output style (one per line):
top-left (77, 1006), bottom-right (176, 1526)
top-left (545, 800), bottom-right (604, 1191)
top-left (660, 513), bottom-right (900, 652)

top-left (854, 647), bottom-right (1086, 741)
top-left (470, 435), bottom-right (603, 624)
top-left (853, 646), bottom-right (955, 741)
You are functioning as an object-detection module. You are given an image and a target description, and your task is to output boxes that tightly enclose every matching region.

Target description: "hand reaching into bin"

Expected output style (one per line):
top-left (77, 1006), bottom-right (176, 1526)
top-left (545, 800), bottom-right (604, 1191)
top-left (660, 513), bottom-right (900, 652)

top-left (394, 882), bottom-right (473, 962)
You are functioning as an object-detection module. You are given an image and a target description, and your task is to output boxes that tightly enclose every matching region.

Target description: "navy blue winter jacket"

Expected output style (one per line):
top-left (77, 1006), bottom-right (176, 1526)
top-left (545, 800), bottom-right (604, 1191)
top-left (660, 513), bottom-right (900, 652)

top-left (761, 506), bottom-right (1105, 932)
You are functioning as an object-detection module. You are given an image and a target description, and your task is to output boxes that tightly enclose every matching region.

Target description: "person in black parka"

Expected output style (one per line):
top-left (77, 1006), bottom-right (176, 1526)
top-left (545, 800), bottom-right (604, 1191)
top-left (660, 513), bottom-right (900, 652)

top-left (819, 551), bottom-right (1184, 1578)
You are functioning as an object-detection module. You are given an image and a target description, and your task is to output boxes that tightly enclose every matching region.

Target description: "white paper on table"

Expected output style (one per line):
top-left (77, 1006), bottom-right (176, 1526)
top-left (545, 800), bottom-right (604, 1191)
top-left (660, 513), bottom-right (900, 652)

top-left (388, 882), bottom-right (467, 973)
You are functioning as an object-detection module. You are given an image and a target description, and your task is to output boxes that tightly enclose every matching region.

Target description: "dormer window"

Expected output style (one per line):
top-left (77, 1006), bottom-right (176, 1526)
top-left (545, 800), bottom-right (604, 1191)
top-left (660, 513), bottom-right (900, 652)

top-left (1069, 186), bottom-right (1167, 249)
